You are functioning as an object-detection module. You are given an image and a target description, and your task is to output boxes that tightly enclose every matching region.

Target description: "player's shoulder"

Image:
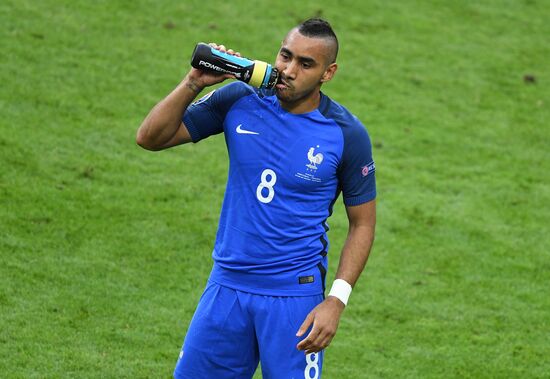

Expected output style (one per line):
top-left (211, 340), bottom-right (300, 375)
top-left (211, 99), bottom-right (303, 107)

top-left (218, 81), bottom-right (277, 99)
top-left (319, 94), bottom-right (368, 138)
top-left (191, 81), bottom-right (259, 111)
top-left (215, 81), bottom-right (256, 101)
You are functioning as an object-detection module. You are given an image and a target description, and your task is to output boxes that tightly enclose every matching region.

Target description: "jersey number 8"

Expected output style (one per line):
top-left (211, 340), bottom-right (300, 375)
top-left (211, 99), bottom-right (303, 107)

top-left (256, 169), bottom-right (277, 204)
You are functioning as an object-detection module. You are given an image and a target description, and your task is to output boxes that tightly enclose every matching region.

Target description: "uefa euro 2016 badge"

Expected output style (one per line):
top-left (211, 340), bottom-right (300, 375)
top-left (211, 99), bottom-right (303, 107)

top-left (191, 89), bottom-right (215, 106)
top-left (362, 161), bottom-right (376, 177)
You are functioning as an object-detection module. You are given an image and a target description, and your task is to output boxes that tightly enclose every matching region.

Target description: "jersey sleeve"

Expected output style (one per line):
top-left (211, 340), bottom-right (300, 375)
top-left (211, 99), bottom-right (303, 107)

top-left (338, 119), bottom-right (377, 206)
top-left (182, 81), bottom-right (253, 143)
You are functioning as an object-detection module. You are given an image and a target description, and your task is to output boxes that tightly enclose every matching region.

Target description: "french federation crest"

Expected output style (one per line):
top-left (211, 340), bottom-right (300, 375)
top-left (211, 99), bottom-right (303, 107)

top-left (295, 145), bottom-right (324, 183)
top-left (306, 146), bottom-right (324, 171)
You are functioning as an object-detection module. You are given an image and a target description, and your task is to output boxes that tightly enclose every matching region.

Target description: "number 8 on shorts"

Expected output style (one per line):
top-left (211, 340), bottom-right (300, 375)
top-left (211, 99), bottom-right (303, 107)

top-left (304, 353), bottom-right (319, 379)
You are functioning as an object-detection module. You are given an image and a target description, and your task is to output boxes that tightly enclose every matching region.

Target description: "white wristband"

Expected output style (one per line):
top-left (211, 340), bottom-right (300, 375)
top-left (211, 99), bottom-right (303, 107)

top-left (328, 279), bottom-right (352, 306)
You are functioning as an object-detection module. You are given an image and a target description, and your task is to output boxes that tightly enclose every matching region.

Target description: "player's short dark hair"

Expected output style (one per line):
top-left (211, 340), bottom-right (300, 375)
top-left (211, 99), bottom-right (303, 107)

top-left (297, 18), bottom-right (339, 62)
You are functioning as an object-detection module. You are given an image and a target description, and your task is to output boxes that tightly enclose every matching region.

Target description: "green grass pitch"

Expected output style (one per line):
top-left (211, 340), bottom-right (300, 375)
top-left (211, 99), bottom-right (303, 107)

top-left (1, 0), bottom-right (549, 378)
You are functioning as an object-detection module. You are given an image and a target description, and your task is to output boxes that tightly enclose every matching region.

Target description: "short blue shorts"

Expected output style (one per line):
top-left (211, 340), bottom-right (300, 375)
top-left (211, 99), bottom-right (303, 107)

top-left (174, 281), bottom-right (325, 379)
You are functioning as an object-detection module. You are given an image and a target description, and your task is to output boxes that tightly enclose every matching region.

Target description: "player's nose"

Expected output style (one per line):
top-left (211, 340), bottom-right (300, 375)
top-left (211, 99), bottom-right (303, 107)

top-left (282, 60), bottom-right (298, 81)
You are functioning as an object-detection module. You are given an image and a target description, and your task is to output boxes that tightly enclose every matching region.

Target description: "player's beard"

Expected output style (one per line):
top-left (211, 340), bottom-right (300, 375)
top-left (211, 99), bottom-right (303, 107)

top-left (275, 79), bottom-right (320, 108)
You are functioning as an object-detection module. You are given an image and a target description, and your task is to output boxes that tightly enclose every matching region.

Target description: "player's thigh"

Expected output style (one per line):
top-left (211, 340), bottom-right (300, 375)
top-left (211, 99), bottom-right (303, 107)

top-left (255, 294), bottom-right (325, 379)
top-left (174, 282), bottom-right (259, 379)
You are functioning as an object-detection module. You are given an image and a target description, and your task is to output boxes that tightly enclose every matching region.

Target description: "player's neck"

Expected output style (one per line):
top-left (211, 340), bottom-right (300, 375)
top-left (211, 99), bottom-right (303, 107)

top-left (279, 91), bottom-right (321, 114)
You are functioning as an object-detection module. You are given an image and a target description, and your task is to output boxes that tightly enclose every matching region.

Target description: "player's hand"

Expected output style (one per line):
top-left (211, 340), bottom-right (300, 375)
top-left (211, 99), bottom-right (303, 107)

top-left (296, 296), bottom-right (345, 354)
top-left (185, 43), bottom-right (242, 91)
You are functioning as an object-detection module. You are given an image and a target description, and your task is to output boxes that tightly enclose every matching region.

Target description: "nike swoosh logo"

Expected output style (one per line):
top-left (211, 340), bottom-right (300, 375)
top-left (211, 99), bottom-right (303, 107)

top-left (236, 124), bottom-right (259, 135)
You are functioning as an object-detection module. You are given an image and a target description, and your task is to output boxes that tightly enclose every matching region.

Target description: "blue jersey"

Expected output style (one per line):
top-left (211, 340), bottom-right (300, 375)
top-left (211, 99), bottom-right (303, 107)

top-left (183, 82), bottom-right (376, 296)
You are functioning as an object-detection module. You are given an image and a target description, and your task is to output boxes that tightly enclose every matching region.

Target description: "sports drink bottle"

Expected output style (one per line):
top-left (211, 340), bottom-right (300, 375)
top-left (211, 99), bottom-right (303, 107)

top-left (190, 43), bottom-right (279, 89)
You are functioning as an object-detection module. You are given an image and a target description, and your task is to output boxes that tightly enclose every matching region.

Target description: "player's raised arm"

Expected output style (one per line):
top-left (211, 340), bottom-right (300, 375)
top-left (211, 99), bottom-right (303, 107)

top-left (136, 44), bottom-right (235, 151)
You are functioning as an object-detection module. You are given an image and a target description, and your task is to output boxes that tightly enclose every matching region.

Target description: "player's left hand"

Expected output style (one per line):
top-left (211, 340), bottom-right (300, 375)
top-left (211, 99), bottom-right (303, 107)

top-left (296, 296), bottom-right (345, 354)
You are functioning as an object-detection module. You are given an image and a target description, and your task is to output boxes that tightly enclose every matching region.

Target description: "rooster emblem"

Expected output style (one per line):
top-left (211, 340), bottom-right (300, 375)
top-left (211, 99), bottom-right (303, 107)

top-left (306, 146), bottom-right (324, 170)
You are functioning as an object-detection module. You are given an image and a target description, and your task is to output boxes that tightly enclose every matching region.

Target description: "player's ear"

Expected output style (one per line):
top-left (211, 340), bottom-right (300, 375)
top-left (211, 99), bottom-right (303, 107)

top-left (321, 63), bottom-right (337, 83)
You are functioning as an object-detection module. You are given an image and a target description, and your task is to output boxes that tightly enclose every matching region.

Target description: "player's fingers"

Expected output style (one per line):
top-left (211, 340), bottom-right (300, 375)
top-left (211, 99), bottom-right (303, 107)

top-left (313, 330), bottom-right (329, 350)
top-left (319, 334), bottom-right (334, 350)
top-left (303, 336), bottom-right (324, 354)
top-left (206, 43), bottom-right (238, 57)
top-left (297, 336), bottom-right (315, 351)
top-left (304, 324), bottom-right (336, 353)
top-left (305, 347), bottom-right (322, 354)
top-left (296, 312), bottom-right (314, 337)
top-left (297, 324), bottom-right (322, 351)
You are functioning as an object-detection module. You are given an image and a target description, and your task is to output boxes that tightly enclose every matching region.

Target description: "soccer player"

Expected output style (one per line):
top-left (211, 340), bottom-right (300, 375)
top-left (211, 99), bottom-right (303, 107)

top-left (137, 18), bottom-right (376, 379)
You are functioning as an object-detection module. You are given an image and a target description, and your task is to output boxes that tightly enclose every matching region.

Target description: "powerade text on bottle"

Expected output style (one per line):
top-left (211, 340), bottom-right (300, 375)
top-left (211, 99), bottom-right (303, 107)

top-left (190, 43), bottom-right (279, 89)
